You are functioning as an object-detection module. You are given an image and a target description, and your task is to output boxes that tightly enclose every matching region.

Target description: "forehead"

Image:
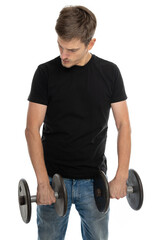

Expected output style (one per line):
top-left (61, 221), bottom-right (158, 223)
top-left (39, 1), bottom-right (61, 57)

top-left (57, 37), bottom-right (84, 49)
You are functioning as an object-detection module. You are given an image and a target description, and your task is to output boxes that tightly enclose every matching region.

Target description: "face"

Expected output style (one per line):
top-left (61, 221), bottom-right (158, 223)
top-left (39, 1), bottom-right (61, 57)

top-left (57, 37), bottom-right (95, 68)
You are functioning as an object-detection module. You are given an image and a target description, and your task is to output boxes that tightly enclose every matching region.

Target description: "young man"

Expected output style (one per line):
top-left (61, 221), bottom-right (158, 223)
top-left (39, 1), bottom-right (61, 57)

top-left (25, 5), bottom-right (131, 240)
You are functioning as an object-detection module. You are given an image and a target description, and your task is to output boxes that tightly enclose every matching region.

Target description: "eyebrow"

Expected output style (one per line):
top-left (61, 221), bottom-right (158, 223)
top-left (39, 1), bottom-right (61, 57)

top-left (58, 41), bottom-right (80, 51)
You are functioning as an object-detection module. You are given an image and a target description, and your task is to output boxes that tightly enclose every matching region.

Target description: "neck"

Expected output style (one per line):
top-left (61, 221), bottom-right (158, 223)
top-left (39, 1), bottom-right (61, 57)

top-left (78, 52), bottom-right (92, 66)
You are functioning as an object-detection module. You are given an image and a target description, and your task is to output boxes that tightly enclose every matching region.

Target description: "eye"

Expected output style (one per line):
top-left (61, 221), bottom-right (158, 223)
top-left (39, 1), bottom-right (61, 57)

top-left (58, 43), bottom-right (63, 50)
top-left (70, 49), bottom-right (78, 53)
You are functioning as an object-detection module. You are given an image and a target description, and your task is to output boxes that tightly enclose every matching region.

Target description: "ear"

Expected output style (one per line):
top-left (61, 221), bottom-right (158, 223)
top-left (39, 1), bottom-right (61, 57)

top-left (88, 38), bottom-right (96, 50)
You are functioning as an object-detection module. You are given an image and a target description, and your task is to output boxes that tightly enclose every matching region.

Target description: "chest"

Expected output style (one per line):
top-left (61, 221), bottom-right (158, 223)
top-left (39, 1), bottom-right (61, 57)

top-left (48, 69), bottom-right (112, 112)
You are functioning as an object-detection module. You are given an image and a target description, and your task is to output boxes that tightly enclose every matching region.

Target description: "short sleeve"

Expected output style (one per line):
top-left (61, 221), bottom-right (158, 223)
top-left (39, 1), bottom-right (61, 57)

top-left (110, 65), bottom-right (127, 103)
top-left (28, 65), bottom-right (48, 105)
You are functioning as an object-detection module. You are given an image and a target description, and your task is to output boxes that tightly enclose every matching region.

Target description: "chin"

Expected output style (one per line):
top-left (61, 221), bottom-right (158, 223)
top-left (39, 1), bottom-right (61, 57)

top-left (62, 61), bottom-right (74, 68)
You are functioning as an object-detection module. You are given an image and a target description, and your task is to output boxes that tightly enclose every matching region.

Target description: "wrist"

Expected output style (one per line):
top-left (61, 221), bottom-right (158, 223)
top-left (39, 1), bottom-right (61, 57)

top-left (37, 176), bottom-right (50, 186)
top-left (38, 181), bottom-right (50, 186)
top-left (115, 169), bottom-right (129, 181)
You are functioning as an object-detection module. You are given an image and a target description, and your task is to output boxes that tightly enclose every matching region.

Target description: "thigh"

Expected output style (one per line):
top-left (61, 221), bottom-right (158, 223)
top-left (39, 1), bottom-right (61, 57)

top-left (37, 178), bottom-right (72, 240)
top-left (75, 179), bottom-right (110, 240)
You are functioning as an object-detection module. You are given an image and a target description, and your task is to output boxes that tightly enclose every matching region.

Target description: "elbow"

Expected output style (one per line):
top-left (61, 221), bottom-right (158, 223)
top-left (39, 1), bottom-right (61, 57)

top-left (25, 127), bottom-right (30, 141)
top-left (25, 126), bottom-right (40, 141)
top-left (25, 127), bottom-right (34, 140)
top-left (117, 122), bottom-right (132, 134)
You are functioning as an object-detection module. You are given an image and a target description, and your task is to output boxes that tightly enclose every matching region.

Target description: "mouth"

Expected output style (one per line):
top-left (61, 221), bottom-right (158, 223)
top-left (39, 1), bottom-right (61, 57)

top-left (62, 59), bottom-right (70, 64)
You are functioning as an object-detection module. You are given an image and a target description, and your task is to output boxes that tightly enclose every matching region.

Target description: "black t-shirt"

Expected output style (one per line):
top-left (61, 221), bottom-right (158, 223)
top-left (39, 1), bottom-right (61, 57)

top-left (28, 54), bottom-right (127, 179)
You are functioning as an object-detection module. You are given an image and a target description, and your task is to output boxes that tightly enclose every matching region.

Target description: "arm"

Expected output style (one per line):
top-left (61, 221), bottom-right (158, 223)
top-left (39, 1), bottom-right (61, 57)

top-left (25, 102), bottom-right (56, 204)
top-left (109, 100), bottom-right (131, 199)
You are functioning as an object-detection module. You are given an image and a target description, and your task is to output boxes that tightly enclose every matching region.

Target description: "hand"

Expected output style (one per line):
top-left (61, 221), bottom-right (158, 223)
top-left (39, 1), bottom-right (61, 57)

top-left (109, 177), bottom-right (127, 200)
top-left (37, 182), bottom-right (56, 205)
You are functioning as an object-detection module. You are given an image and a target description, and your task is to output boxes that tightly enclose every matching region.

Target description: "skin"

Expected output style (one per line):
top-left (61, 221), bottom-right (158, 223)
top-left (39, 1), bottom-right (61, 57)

top-left (25, 37), bottom-right (131, 205)
top-left (58, 36), bottom-right (96, 68)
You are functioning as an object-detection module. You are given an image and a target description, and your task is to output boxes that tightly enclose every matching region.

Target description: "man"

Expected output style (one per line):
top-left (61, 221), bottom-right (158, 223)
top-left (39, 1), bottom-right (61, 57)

top-left (25, 5), bottom-right (131, 240)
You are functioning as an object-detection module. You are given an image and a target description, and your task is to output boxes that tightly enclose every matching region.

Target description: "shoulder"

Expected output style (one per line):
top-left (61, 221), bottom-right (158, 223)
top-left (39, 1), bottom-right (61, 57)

top-left (92, 55), bottom-right (121, 79)
top-left (93, 55), bottom-right (117, 67)
top-left (92, 55), bottom-right (119, 73)
top-left (37, 56), bottom-right (61, 73)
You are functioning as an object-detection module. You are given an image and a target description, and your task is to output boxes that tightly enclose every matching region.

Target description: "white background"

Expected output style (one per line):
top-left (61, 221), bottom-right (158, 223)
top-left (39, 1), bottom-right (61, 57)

top-left (0, 0), bottom-right (160, 239)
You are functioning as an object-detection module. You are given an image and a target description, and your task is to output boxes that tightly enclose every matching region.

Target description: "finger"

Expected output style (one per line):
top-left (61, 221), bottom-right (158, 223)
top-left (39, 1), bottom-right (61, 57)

top-left (110, 195), bottom-right (118, 199)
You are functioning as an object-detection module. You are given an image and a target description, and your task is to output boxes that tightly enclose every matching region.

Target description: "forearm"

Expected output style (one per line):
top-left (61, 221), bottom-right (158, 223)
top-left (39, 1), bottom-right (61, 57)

top-left (115, 123), bottom-right (131, 180)
top-left (25, 128), bottom-right (49, 185)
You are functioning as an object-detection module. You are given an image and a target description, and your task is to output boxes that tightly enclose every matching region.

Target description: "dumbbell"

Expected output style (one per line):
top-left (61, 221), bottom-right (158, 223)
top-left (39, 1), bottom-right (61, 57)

top-left (94, 169), bottom-right (144, 213)
top-left (18, 174), bottom-right (68, 223)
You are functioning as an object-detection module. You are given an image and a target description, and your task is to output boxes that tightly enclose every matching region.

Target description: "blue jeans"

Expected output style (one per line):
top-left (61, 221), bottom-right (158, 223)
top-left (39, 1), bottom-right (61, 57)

top-left (37, 177), bottom-right (110, 240)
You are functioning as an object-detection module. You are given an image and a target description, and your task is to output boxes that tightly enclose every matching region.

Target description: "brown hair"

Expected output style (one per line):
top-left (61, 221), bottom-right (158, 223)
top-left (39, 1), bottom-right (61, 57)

top-left (55, 6), bottom-right (97, 46)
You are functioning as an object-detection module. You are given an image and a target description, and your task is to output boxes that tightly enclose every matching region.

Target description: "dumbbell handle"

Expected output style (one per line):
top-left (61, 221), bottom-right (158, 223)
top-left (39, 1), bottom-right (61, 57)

top-left (127, 186), bottom-right (134, 193)
top-left (20, 192), bottom-right (59, 206)
top-left (31, 195), bottom-right (37, 203)
top-left (31, 192), bottom-right (59, 203)
top-left (96, 185), bottom-right (134, 198)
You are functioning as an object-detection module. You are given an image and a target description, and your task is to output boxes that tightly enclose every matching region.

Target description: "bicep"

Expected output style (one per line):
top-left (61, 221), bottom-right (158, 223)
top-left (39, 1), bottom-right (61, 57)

top-left (111, 100), bottom-right (130, 130)
top-left (26, 102), bottom-right (47, 131)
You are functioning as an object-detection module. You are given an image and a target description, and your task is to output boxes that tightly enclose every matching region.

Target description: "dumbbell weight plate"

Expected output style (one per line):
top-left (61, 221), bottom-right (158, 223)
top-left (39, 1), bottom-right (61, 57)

top-left (52, 174), bottom-right (68, 216)
top-left (126, 169), bottom-right (144, 210)
top-left (93, 171), bottom-right (110, 213)
top-left (18, 179), bottom-right (31, 223)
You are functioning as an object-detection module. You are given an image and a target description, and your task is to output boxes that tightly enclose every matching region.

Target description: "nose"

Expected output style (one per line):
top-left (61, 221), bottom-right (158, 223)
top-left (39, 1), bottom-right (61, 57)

top-left (61, 49), bottom-right (69, 60)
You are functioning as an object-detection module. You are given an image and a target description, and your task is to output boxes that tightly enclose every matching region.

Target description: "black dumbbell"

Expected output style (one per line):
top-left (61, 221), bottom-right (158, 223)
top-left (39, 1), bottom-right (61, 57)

top-left (94, 169), bottom-right (144, 213)
top-left (18, 174), bottom-right (68, 223)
